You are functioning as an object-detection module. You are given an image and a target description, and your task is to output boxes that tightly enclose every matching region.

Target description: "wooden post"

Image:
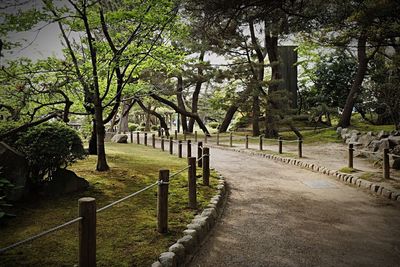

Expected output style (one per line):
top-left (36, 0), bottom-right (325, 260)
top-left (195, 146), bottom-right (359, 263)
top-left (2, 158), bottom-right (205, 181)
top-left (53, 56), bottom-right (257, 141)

top-left (174, 130), bottom-right (178, 140)
top-left (136, 132), bottom-right (140, 144)
top-left (245, 135), bottom-right (249, 149)
top-left (217, 132), bottom-right (220, 145)
top-left (298, 138), bottom-right (303, 158)
top-left (144, 133), bottom-right (148, 146)
top-left (229, 132), bottom-right (233, 147)
top-left (203, 147), bottom-right (210, 186)
top-left (152, 134), bottom-right (156, 148)
top-left (194, 131), bottom-right (198, 142)
top-left (161, 137), bottom-right (165, 151)
top-left (157, 128), bottom-right (161, 137)
top-left (383, 148), bottom-right (390, 179)
top-left (348, 143), bottom-right (354, 168)
top-left (188, 157), bottom-right (197, 209)
top-left (259, 135), bottom-right (263, 151)
top-left (278, 137), bottom-right (283, 154)
top-left (197, 141), bottom-right (203, 167)
top-left (157, 169), bottom-right (169, 233)
top-left (161, 128), bottom-right (164, 137)
top-left (78, 197), bottom-right (96, 267)
top-left (169, 137), bottom-right (173, 155)
top-left (187, 140), bottom-right (192, 158)
top-left (178, 140), bottom-right (182, 158)
top-left (130, 131), bottom-right (133, 143)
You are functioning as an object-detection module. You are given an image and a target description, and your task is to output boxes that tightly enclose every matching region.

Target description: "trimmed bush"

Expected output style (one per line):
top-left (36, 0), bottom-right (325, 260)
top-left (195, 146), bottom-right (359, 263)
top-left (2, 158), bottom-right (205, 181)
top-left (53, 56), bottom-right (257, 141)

top-left (208, 122), bottom-right (220, 129)
top-left (128, 123), bottom-right (139, 131)
top-left (150, 125), bottom-right (159, 131)
top-left (15, 122), bottom-right (87, 184)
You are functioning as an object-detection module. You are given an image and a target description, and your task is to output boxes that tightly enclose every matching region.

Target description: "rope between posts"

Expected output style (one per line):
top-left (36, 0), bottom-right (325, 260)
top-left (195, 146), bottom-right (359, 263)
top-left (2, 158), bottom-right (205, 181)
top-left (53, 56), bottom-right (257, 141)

top-left (281, 139), bottom-right (299, 143)
top-left (169, 165), bottom-right (191, 179)
top-left (97, 181), bottom-right (159, 213)
top-left (388, 153), bottom-right (400, 158)
top-left (0, 216), bottom-right (83, 254)
top-left (197, 154), bottom-right (209, 162)
top-left (354, 149), bottom-right (382, 155)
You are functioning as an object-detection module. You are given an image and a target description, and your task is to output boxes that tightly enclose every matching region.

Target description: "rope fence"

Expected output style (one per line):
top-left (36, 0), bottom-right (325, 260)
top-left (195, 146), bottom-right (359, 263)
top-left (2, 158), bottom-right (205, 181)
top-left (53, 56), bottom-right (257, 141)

top-left (1, 131), bottom-right (213, 266)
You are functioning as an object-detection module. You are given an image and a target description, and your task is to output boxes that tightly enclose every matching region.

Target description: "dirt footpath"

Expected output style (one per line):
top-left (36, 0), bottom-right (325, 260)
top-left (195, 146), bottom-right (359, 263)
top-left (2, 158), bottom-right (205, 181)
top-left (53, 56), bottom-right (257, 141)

top-left (189, 148), bottom-right (400, 267)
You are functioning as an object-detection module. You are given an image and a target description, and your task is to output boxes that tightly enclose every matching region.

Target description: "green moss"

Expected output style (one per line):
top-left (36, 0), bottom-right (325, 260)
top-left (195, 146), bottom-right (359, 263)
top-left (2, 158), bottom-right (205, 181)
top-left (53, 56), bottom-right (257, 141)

top-left (339, 167), bottom-right (357, 173)
top-left (0, 143), bottom-right (218, 266)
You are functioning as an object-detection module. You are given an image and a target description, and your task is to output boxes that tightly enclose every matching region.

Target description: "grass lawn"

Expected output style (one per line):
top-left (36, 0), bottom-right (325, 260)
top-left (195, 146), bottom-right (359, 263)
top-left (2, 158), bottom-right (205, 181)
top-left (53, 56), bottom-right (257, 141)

top-left (0, 143), bottom-right (219, 267)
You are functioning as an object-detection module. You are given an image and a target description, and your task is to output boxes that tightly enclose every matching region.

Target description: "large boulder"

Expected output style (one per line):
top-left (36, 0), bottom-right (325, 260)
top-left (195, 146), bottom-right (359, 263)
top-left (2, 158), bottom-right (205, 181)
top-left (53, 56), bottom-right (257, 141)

top-left (336, 127), bottom-right (343, 134)
top-left (43, 169), bottom-right (89, 195)
top-left (368, 140), bottom-right (383, 152)
top-left (341, 128), bottom-right (349, 139)
top-left (377, 130), bottom-right (389, 139)
top-left (388, 135), bottom-right (400, 147)
top-left (392, 158), bottom-right (400, 170)
top-left (358, 134), bottom-right (376, 147)
top-left (105, 132), bottom-right (115, 142)
top-left (111, 134), bottom-right (128, 143)
top-left (0, 142), bottom-right (28, 201)
top-left (378, 138), bottom-right (390, 151)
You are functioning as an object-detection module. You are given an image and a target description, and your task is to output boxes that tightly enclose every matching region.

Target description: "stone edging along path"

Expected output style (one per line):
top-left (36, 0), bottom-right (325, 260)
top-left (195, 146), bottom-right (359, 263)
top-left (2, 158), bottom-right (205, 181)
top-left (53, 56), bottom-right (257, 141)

top-left (151, 172), bottom-right (227, 267)
top-left (224, 146), bottom-right (400, 202)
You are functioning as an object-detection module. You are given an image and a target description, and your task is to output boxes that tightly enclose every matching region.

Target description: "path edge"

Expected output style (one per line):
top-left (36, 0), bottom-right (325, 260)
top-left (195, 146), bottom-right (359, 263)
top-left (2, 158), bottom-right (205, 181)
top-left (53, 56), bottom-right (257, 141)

top-left (151, 170), bottom-right (228, 267)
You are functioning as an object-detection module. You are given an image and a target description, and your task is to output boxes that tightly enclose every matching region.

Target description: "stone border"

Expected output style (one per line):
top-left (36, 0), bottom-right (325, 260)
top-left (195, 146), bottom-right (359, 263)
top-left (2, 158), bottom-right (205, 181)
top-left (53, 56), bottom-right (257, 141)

top-left (230, 148), bottom-right (400, 202)
top-left (151, 171), bottom-right (227, 267)
top-left (205, 143), bottom-right (400, 202)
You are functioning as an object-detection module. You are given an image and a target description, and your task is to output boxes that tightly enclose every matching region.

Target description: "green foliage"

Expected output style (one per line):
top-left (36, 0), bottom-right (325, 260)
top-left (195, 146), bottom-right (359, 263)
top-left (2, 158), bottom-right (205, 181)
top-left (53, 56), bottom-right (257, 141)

top-left (301, 49), bottom-right (357, 111)
top-left (208, 122), bottom-right (219, 129)
top-left (15, 123), bottom-right (86, 184)
top-left (150, 125), bottom-right (159, 131)
top-left (128, 123), bottom-right (139, 131)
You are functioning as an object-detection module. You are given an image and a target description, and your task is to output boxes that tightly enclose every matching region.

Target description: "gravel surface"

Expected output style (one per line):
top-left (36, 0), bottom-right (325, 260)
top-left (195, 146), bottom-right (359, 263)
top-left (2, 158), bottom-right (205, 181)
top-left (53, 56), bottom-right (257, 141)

top-left (189, 148), bottom-right (400, 267)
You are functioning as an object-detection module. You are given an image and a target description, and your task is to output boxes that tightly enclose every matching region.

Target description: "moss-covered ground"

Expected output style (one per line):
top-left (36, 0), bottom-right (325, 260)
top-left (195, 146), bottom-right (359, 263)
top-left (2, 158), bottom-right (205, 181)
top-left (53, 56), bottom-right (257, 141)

top-left (0, 143), bottom-right (218, 267)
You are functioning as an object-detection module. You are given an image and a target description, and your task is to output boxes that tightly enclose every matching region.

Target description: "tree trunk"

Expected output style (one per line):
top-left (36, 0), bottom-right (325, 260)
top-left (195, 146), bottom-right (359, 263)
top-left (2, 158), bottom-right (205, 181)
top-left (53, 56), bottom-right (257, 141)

top-left (176, 76), bottom-right (188, 133)
top-left (117, 101), bottom-right (130, 133)
top-left (137, 99), bottom-right (170, 136)
top-left (338, 34), bottom-right (368, 128)
top-left (145, 103), bottom-right (151, 132)
top-left (219, 105), bottom-right (239, 132)
top-left (88, 119), bottom-right (97, 155)
top-left (264, 32), bottom-right (280, 138)
top-left (149, 93), bottom-right (210, 136)
top-left (188, 50), bottom-right (205, 133)
top-left (252, 91), bottom-right (260, 136)
top-left (94, 103), bottom-right (109, 171)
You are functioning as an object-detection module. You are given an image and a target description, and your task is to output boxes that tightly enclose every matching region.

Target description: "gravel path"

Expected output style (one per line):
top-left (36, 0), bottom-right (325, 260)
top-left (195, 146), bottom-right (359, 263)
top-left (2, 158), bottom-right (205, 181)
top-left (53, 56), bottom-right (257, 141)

top-left (189, 147), bottom-right (400, 267)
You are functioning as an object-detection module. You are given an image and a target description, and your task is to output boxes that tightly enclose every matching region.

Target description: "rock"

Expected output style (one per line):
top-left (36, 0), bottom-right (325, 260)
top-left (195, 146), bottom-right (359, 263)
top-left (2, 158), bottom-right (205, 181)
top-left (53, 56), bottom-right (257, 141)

top-left (336, 127), bottom-right (343, 134)
top-left (151, 261), bottom-right (162, 267)
top-left (368, 140), bottom-right (381, 152)
top-left (159, 252), bottom-right (176, 267)
top-left (388, 135), bottom-right (400, 146)
top-left (348, 133), bottom-right (360, 144)
top-left (377, 130), bottom-right (389, 139)
top-left (43, 169), bottom-right (89, 195)
top-left (177, 235), bottom-right (195, 254)
top-left (111, 134), bottom-right (128, 143)
top-left (392, 145), bottom-right (400, 155)
top-left (0, 142), bottom-right (28, 201)
top-left (358, 134), bottom-right (376, 147)
top-left (105, 132), bottom-right (115, 142)
top-left (168, 243), bottom-right (185, 264)
top-left (381, 188), bottom-right (392, 199)
top-left (350, 130), bottom-right (360, 136)
top-left (378, 139), bottom-right (390, 151)
top-left (341, 128), bottom-right (349, 139)
top-left (370, 184), bottom-right (379, 193)
top-left (392, 158), bottom-right (400, 170)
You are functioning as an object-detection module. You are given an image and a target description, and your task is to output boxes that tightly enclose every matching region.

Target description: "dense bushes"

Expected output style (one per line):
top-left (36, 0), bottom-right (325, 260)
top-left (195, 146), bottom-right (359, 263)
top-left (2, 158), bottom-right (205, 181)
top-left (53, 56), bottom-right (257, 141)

top-left (208, 122), bottom-right (220, 129)
top-left (128, 123), bottom-right (139, 131)
top-left (15, 123), bottom-right (86, 184)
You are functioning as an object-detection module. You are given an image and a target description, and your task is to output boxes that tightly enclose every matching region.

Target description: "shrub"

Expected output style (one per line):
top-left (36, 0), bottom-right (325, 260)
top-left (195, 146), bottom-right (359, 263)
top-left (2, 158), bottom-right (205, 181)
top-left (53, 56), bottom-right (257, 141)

top-left (128, 123), bottom-right (139, 131)
top-left (208, 122), bottom-right (220, 129)
top-left (138, 126), bottom-right (145, 132)
top-left (15, 122), bottom-right (87, 184)
top-left (150, 125), bottom-right (159, 131)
